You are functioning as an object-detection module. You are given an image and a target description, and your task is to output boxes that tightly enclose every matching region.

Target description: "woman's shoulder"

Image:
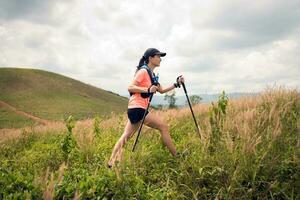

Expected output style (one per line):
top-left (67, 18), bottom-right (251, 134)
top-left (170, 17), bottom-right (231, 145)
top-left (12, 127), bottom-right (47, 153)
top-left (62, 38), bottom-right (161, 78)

top-left (135, 68), bottom-right (148, 76)
top-left (134, 68), bottom-right (151, 83)
top-left (138, 68), bottom-right (148, 72)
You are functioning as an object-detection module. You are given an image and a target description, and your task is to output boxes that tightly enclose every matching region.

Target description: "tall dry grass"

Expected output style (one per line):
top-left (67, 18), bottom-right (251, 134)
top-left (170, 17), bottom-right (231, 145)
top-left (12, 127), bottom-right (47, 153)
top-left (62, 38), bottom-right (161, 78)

top-left (0, 87), bottom-right (299, 199)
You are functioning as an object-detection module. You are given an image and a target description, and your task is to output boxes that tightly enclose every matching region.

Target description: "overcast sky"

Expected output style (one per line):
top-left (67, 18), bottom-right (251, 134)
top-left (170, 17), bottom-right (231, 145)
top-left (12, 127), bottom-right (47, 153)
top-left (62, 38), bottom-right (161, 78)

top-left (0, 0), bottom-right (299, 95)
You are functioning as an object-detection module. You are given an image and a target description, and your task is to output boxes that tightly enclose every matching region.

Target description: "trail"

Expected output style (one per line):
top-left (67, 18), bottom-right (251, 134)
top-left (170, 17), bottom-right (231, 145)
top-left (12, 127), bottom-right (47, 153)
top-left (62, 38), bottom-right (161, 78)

top-left (0, 102), bottom-right (208, 144)
top-left (0, 100), bottom-right (50, 125)
top-left (0, 100), bottom-right (59, 144)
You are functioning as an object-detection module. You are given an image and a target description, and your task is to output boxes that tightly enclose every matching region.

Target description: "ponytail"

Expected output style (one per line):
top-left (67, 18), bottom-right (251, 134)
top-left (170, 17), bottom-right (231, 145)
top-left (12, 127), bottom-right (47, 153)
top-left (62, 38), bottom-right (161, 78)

top-left (137, 55), bottom-right (150, 70)
top-left (137, 56), bottom-right (145, 70)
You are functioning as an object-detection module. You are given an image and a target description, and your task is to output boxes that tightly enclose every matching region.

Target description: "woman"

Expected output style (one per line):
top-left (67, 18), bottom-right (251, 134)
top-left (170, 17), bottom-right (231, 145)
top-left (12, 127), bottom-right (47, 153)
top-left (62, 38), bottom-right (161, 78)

top-left (108, 48), bottom-right (184, 168)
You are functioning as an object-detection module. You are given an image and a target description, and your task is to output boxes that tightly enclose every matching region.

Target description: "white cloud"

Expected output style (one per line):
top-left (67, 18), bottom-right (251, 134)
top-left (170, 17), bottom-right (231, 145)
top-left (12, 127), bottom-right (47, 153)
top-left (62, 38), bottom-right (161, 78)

top-left (0, 0), bottom-right (299, 95)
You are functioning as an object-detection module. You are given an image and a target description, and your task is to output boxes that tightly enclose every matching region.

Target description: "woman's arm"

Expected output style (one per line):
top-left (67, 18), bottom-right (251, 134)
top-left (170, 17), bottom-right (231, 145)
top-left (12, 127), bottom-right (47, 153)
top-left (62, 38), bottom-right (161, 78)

top-left (157, 75), bottom-right (185, 94)
top-left (128, 82), bottom-right (159, 94)
top-left (128, 80), bottom-right (149, 93)
top-left (157, 84), bottom-right (176, 94)
top-left (128, 69), bottom-right (149, 93)
top-left (128, 69), bottom-right (160, 94)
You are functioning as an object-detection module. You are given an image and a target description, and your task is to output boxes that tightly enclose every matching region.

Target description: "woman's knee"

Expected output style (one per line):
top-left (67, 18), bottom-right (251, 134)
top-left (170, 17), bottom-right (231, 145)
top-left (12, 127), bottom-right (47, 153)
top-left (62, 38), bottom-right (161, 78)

top-left (159, 123), bottom-right (169, 132)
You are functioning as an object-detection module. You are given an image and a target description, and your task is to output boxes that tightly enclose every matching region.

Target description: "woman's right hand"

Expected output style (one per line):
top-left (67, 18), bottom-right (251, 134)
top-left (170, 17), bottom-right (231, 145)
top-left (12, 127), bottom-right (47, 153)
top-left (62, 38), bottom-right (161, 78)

top-left (149, 85), bottom-right (158, 93)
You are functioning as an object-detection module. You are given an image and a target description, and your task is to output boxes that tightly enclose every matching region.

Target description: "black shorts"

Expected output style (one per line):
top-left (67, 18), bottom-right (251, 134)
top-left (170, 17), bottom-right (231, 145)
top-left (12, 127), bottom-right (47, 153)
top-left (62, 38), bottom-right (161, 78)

top-left (127, 108), bottom-right (149, 124)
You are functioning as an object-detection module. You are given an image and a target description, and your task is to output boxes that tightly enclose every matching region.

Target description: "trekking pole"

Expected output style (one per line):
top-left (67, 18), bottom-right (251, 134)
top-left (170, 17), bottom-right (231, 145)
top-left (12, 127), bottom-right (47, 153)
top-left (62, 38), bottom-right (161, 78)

top-left (132, 93), bottom-right (154, 152)
top-left (181, 82), bottom-right (202, 139)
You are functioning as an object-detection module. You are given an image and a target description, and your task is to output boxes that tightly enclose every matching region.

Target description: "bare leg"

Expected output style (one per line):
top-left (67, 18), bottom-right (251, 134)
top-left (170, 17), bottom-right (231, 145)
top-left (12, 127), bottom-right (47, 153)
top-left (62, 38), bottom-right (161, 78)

top-left (144, 112), bottom-right (177, 156)
top-left (108, 120), bottom-right (140, 167)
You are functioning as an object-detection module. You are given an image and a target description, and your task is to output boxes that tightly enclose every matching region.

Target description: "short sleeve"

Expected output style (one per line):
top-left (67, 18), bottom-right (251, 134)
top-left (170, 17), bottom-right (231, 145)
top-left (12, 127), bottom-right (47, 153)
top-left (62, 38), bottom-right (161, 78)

top-left (134, 69), bottom-right (148, 84)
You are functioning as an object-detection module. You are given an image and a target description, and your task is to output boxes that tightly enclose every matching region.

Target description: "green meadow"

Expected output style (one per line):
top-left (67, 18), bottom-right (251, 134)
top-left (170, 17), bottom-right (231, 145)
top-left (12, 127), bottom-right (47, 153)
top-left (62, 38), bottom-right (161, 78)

top-left (0, 88), bottom-right (299, 199)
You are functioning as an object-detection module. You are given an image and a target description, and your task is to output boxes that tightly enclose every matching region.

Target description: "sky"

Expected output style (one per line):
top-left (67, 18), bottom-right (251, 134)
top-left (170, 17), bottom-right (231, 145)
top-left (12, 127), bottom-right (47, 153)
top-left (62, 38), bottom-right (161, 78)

top-left (0, 0), bottom-right (299, 95)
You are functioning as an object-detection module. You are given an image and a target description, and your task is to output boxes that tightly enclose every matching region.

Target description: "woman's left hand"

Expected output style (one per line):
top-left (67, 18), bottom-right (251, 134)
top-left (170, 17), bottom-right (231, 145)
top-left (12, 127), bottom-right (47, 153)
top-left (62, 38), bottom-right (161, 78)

top-left (174, 75), bottom-right (185, 88)
top-left (178, 75), bottom-right (185, 84)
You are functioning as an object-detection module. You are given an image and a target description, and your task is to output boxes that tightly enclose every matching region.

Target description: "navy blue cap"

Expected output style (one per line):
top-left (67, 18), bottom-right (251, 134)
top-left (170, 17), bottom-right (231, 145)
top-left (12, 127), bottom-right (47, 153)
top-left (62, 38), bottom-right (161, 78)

top-left (143, 48), bottom-right (166, 58)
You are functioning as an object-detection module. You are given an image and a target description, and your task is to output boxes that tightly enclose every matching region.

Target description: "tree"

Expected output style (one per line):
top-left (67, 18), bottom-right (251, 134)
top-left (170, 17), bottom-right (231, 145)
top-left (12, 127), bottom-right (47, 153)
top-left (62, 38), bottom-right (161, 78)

top-left (188, 95), bottom-right (202, 105)
top-left (164, 90), bottom-right (177, 108)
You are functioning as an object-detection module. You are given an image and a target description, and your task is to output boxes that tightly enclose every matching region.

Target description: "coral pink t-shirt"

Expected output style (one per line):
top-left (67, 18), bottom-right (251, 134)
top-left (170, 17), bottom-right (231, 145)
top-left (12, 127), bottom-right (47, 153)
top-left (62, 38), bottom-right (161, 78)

top-left (128, 69), bottom-right (152, 109)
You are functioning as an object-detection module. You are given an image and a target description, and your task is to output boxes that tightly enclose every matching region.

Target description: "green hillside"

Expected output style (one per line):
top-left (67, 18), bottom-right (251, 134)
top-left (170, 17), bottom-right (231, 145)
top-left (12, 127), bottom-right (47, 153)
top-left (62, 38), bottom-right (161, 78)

top-left (0, 106), bottom-right (36, 129)
top-left (0, 68), bottom-right (128, 127)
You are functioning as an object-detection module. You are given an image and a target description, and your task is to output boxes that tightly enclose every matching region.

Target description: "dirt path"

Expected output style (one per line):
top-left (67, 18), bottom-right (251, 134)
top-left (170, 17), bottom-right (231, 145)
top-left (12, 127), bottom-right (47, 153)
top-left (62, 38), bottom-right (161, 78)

top-left (0, 100), bottom-right (50, 125)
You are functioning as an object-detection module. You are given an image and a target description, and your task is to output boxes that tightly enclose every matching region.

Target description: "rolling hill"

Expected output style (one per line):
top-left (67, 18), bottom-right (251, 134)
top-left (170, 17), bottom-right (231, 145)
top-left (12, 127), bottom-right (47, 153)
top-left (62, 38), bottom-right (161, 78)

top-left (0, 68), bottom-right (128, 128)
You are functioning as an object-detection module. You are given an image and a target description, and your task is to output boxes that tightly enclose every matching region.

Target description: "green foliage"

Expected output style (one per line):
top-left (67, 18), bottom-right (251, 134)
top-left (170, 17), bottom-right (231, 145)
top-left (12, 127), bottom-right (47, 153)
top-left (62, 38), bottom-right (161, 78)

top-left (209, 91), bottom-right (229, 151)
top-left (0, 89), bottom-right (299, 199)
top-left (188, 95), bottom-right (202, 105)
top-left (61, 116), bottom-right (77, 160)
top-left (0, 132), bottom-right (63, 199)
top-left (93, 116), bottom-right (101, 136)
top-left (0, 166), bottom-right (42, 199)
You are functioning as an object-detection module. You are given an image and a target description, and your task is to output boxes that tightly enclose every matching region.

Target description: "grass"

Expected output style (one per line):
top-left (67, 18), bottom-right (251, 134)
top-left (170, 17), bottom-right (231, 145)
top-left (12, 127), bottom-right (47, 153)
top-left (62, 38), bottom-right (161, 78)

top-left (0, 68), bottom-right (128, 126)
top-left (0, 107), bottom-right (36, 129)
top-left (0, 88), bottom-right (299, 199)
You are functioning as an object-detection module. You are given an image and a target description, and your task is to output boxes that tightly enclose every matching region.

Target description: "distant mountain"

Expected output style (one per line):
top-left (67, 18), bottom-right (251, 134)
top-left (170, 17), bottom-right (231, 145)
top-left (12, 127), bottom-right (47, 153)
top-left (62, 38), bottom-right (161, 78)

top-left (151, 93), bottom-right (257, 106)
top-left (0, 68), bottom-right (128, 128)
top-left (152, 93), bottom-right (256, 106)
top-left (123, 92), bottom-right (258, 107)
top-left (121, 92), bottom-right (257, 107)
